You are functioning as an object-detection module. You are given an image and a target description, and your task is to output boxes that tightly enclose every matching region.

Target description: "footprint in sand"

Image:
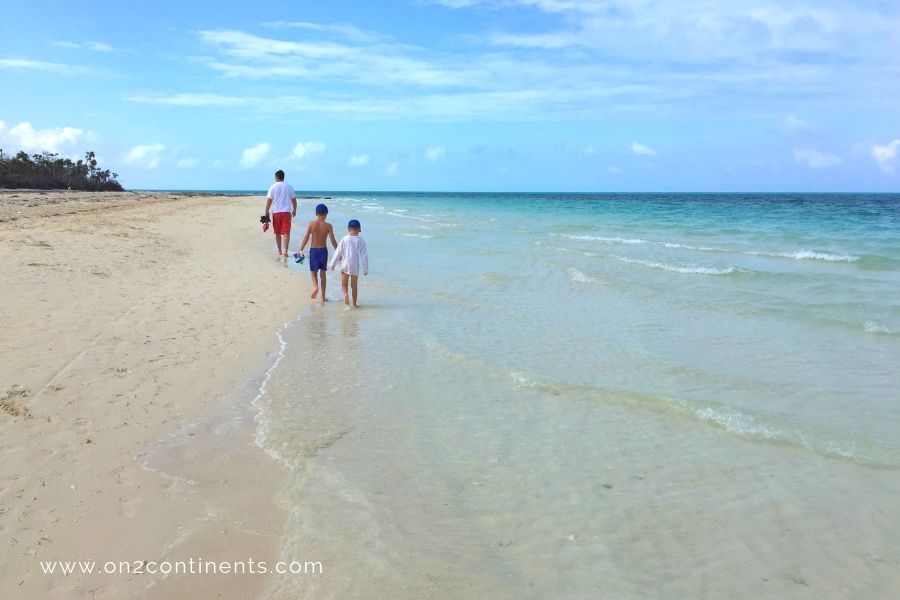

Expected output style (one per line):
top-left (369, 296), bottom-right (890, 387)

top-left (1, 386), bottom-right (32, 420)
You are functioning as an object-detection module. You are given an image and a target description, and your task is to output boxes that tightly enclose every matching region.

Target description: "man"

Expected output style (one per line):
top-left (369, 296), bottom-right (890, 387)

top-left (264, 170), bottom-right (297, 259)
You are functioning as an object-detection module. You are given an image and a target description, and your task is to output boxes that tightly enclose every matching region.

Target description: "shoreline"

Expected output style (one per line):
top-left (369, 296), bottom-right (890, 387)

top-left (0, 191), bottom-right (310, 598)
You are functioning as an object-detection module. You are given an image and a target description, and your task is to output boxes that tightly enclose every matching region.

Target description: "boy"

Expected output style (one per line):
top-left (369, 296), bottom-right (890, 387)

top-left (329, 219), bottom-right (369, 309)
top-left (297, 203), bottom-right (338, 303)
top-left (264, 170), bottom-right (296, 260)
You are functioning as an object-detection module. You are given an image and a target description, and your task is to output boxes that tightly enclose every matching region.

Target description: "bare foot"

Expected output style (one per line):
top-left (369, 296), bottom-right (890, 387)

top-left (309, 289), bottom-right (318, 300)
top-left (352, 303), bottom-right (360, 308)
top-left (320, 297), bottom-right (327, 304)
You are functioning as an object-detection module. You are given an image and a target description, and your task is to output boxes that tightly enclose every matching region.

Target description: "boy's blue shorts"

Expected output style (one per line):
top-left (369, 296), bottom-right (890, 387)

top-left (309, 247), bottom-right (328, 272)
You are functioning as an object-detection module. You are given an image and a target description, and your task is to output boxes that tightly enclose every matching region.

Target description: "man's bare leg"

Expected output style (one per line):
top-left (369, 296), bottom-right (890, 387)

top-left (275, 233), bottom-right (283, 256)
top-left (283, 232), bottom-right (291, 259)
top-left (319, 270), bottom-right (328, 303)
top-left (341, 272), bottom-right (350, 307)
top-left (350, 275), bottom-right (359, 307)
top-left (309, 272), bottom-right (319, 299)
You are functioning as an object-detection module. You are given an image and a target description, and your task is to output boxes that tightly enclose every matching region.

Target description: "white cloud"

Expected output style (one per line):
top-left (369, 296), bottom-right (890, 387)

top-left (4, 121), bottom-right (84, 153)
top-left (583, 145), bottom-right (595, 155)
top-left (123, 143), bottom-right (166, 169)
top-left (86, 41), bottom-right (114, 52)
top-left (52, 40), bottom-right (115, 52)
top-left (0, 56), bottom-right (105, 76)
top-left (348, 154), bottom-right (370, 167)
top-left (0, 58), bottom-right (72, 73)
top-left (782, 115), bottom-right (814, 133)
top-left (631, 142), bottom-right (656, 156)
top-left (125, 93), bottom-right (249, 107)
top-left (292, 141), bottom-right (325, 160)
top-left (177, 157), bottom-right (199, 169)
top-left (872, 140), bottom-right (900, 174)
top-left (424, 146), bottom-right (446, 163)
top-left (386, 162), bottom-right (399, 176)
top-left (241, 142), bottom-right (270, 167)
top-left (793, 148), bottom-right (842, 169)
top-left (124, 6), bottom-right (900, 126)
top-left (261, 21), bottom-right (384, 43)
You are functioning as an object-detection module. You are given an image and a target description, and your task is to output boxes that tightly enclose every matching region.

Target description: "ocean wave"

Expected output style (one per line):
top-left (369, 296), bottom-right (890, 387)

top-left (555, 234), bottom-right (861, 263)
top-left (396, 232), bottom-right (435, 239)
top-left (864, 321), bottom-right (900, 334)
top-left (612, 255), bottom-right (737, 275)
top-left (502, 368), bottom-right (898, 466)
top-left (569, 268), bottom-right (600, 284)
top-left (252, 317), bottom-right (299, 466)
top-left (419, 338), bottom-right (897, 466)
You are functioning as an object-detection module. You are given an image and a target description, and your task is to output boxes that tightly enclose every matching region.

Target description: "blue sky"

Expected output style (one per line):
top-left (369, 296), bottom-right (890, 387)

top-left (1, 0), bottom-right (899, 191)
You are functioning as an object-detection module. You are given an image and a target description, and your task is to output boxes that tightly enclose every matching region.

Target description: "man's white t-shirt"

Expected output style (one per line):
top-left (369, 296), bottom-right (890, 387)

top-left (266, 181), bottom-right (296, 213)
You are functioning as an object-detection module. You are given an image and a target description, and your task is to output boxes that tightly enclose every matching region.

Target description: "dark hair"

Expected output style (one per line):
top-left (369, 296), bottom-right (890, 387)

top-left (275, 170), bottom-right (285, 181)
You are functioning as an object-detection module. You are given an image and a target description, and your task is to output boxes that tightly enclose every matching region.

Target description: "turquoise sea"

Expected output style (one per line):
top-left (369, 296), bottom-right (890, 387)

top-left (152, 193), bottom-right (900, 598)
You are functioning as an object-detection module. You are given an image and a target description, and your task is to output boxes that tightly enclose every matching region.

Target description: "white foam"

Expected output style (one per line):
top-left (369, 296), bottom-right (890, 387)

top-left (569, 268), bottom-right (599, 284)
top-left (770, 250), bottom-right (858, 262)
top-left (559, 234), bottom-right (647, 244)
top-left (252, 316), bottom-right (302, 466)
top-left (510, 370), bottom-right (538, 388)
top-left (396, 232), bottom-right (435, 239)
top-left (864, 321), bottom-right (900, 334)
top-left (555, 234), bottom-right (859, 262)
top-left (612, 255), bottom-right (736, 275)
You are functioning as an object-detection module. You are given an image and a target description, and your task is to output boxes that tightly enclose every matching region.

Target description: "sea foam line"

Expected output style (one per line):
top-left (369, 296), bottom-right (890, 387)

top-left (611, 255), bottom-right (736, 275)
top-left (864, 321), bottom-right (900, 334)
top-left (252, 315), bottom-right (302, 466)
top-left (502, 368), bottom-right (895, 466)
top-left (569, 268), bottom-right (600, 284)
top-left (555, 234), bottom-right (859, 263)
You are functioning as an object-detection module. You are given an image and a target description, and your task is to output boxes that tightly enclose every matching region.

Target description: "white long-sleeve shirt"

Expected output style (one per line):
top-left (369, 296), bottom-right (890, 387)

top-left (329, 235), bottom-right (369, 276)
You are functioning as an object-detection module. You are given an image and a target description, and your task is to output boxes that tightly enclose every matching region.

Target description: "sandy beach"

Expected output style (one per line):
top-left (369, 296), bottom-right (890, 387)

top-left (0, 190), bottom-right (302, 599)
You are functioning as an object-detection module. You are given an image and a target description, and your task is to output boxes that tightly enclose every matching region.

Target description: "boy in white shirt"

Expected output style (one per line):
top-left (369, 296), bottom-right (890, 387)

top-left (329, 219), bottom-right (369, 309)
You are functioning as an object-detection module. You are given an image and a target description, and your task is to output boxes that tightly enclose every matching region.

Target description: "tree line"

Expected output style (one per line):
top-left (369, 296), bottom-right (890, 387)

top-left (0, 150), bottom-right (124, 191)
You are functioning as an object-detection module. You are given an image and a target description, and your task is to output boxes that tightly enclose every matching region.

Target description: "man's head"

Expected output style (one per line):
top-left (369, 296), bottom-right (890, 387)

top-left (274, 170), bottom-right (285, 182)
top-left (315, 203), bottom-right (328, 217)
top-left (348, 219), bottom-right (361, 235)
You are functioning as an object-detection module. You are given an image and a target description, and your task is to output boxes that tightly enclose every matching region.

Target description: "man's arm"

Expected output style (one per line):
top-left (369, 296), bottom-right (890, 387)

top-left (291, 196), bottom-right (297, 217)
top-left (329, 224), bottom-right (338, 249)
top-left (264, 197), bottom-right (273, 215)
top-left (298, 223), bottom-right (312, 253)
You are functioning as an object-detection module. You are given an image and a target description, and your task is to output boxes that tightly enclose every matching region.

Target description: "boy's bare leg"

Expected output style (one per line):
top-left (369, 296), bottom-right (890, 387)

top-left (309, 272), bottom-right (319, 299)
top-left (341, 272), bottom-right (350, 306)
top-left (318, 270), bottom-right (327, 303)
top-left (350, 275), bottom-right (359, 307)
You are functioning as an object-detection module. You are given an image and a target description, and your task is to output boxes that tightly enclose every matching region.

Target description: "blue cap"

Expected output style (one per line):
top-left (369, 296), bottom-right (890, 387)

top-left (348, 219), bottom-right (361, 229)
top-left (315, 203), bottom-right (328, 214)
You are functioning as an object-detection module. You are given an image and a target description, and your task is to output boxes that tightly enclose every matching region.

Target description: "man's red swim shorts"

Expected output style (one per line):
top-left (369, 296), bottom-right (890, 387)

top-left (272, 212), bottom-right (292, 234)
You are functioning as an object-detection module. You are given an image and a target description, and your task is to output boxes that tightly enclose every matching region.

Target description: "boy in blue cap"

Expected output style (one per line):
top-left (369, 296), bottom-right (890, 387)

top-left (297, 203), bottom-right (338, 303)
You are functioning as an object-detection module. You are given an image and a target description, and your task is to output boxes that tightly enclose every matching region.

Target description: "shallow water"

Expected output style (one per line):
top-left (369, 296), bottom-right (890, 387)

top-left (155, 193), bottom-right (900, 597)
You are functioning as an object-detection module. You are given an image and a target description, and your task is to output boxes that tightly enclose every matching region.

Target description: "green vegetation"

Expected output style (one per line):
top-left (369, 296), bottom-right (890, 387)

top-left (0, 150), bottom-right (124, 191)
